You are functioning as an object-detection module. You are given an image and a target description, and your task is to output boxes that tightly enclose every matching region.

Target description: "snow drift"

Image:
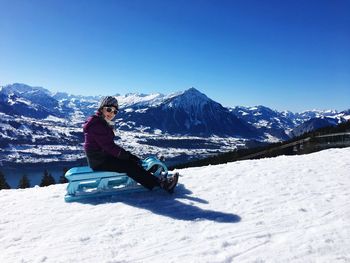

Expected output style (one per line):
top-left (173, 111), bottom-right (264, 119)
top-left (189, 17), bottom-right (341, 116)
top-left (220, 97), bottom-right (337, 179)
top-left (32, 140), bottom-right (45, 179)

top-left (1, 148), bottom-right (350, 262)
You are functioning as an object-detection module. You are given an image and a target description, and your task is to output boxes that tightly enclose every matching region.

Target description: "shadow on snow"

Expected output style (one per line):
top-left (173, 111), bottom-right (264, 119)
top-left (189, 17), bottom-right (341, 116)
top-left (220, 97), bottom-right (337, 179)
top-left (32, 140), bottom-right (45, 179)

top-left (75, 184), bottom-right (241, 224)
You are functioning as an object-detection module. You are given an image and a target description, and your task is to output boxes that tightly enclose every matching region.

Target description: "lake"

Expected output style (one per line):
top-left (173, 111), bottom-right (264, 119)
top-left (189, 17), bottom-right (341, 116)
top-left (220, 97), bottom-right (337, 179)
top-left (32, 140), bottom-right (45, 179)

top-left (0, 161), bottom-right (86, 189)
top-left (0, 156), bottom-right (184, 189)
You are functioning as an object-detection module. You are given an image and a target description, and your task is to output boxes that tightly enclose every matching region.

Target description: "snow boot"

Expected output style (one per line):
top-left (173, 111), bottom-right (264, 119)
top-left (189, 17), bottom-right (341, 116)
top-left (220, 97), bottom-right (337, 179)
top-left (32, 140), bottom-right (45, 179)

top-left (160, 173), bottom-right (179, 193)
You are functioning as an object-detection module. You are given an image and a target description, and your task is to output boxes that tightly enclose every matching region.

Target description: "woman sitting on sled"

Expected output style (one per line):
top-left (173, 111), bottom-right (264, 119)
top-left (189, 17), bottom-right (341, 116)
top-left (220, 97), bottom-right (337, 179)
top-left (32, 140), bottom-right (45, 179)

top-left (83, 96), bottom-right (178, 193)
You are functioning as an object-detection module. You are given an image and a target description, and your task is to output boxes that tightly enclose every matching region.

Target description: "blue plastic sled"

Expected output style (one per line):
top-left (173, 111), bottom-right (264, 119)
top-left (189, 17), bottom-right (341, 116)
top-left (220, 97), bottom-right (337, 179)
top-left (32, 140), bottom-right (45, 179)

top-left (64, 156), bottom-right (169, 202)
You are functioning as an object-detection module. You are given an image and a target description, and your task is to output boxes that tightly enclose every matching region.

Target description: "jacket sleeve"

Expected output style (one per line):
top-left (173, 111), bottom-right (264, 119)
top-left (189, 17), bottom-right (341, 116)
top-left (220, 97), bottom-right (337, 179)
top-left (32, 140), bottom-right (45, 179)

top-left (87, 119), bottom-right (123, 158)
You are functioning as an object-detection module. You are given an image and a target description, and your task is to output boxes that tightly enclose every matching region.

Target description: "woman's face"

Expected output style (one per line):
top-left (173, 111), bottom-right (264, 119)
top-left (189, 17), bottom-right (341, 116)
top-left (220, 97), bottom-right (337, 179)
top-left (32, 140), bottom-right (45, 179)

top-left (102, 106), bottom-right (118, 121)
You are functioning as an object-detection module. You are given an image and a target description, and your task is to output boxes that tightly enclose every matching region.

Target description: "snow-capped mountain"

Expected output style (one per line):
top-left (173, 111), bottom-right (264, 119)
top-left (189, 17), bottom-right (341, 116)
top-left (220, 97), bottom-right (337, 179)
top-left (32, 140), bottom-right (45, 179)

top-left (231, 105), bottom-right (349, 140)
top-left (291, 116), bottom-right (345, 137)
top-left (119, 88), bottom-right (259, 137)
top-left (0, 84), bottom-right (253, 166)
top-left (116, 92), bottom-right (172, 108)
top-left (230, 106), bottom-right (295, 141)
top-left (0, 84), bottom-right (62, 119)
top-left (295, 109), bottom-right (340, 121)
top-left (0, 83), bottom-right (349, 166)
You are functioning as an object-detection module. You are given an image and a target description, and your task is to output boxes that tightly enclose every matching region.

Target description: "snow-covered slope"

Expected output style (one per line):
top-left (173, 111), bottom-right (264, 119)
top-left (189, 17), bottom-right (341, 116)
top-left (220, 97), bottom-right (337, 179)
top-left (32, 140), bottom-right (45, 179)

top-left (1, 148), bottom-right (350, 262)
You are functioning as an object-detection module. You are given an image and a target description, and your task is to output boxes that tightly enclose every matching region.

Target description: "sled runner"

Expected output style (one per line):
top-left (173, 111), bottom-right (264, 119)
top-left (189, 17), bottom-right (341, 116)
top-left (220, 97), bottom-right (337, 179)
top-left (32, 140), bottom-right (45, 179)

top-left (64, 156), bottom-right (171, 202)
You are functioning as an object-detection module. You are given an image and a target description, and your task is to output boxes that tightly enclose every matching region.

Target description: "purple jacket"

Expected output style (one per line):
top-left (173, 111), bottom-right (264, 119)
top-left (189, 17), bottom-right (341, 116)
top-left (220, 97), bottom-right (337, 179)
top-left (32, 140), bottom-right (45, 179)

top-left (83, 113), bottom-right (123, 159)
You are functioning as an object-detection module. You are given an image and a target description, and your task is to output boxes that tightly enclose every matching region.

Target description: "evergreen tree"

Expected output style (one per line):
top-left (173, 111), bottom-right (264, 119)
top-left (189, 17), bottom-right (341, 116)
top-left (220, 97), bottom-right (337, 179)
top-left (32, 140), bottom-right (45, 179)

top-left (0, 171), bottom-right (11, 190)
top-left (40, 169), bottom-right (56, 187)
top-left (18, 174), bottom-right (30, 189)
top-left (59, 167), bottom-right (68, 184)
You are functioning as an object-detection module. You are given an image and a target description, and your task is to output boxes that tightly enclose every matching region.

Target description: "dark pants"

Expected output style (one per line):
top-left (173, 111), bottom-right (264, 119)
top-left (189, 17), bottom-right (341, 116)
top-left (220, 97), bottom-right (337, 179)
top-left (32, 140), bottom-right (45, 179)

top-left (92, 156), bottom-right (160, 190)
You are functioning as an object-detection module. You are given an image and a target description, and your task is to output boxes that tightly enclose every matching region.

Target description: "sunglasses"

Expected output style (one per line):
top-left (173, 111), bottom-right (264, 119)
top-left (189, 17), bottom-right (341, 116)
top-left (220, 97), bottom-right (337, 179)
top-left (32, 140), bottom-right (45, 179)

top-left (104, 107), bottom-right (119, 114)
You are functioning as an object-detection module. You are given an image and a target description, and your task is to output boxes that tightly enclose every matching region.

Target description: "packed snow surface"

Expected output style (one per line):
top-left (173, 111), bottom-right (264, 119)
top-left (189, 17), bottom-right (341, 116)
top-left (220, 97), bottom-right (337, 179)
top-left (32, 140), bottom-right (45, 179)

top-left (1, 148), bottom-right (350, 263)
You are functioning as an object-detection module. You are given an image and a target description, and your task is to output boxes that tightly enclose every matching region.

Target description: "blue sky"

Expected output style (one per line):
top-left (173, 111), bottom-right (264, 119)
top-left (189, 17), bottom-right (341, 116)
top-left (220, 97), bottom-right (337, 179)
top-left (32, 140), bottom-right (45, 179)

top-left (0, 0), bottom-right (349, 112)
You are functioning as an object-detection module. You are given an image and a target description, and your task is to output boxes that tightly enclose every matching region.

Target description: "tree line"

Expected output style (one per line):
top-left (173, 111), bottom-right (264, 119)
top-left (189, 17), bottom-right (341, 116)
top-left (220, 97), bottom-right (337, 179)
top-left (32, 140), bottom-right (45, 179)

top-left (0, 168), bottom-right (68, 190)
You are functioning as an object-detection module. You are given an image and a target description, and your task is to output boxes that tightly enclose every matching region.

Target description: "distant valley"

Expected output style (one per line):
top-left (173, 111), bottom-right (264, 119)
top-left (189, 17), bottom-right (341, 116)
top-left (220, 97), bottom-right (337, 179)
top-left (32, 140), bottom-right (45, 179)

top-left (1, 83), bottom-right (349, 169)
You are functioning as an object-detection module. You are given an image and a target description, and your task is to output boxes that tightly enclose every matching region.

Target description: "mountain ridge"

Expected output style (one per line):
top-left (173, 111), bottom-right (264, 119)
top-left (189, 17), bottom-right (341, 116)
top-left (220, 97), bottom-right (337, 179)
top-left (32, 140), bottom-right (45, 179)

top-left (0, 83), bottom-right (349, 165)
